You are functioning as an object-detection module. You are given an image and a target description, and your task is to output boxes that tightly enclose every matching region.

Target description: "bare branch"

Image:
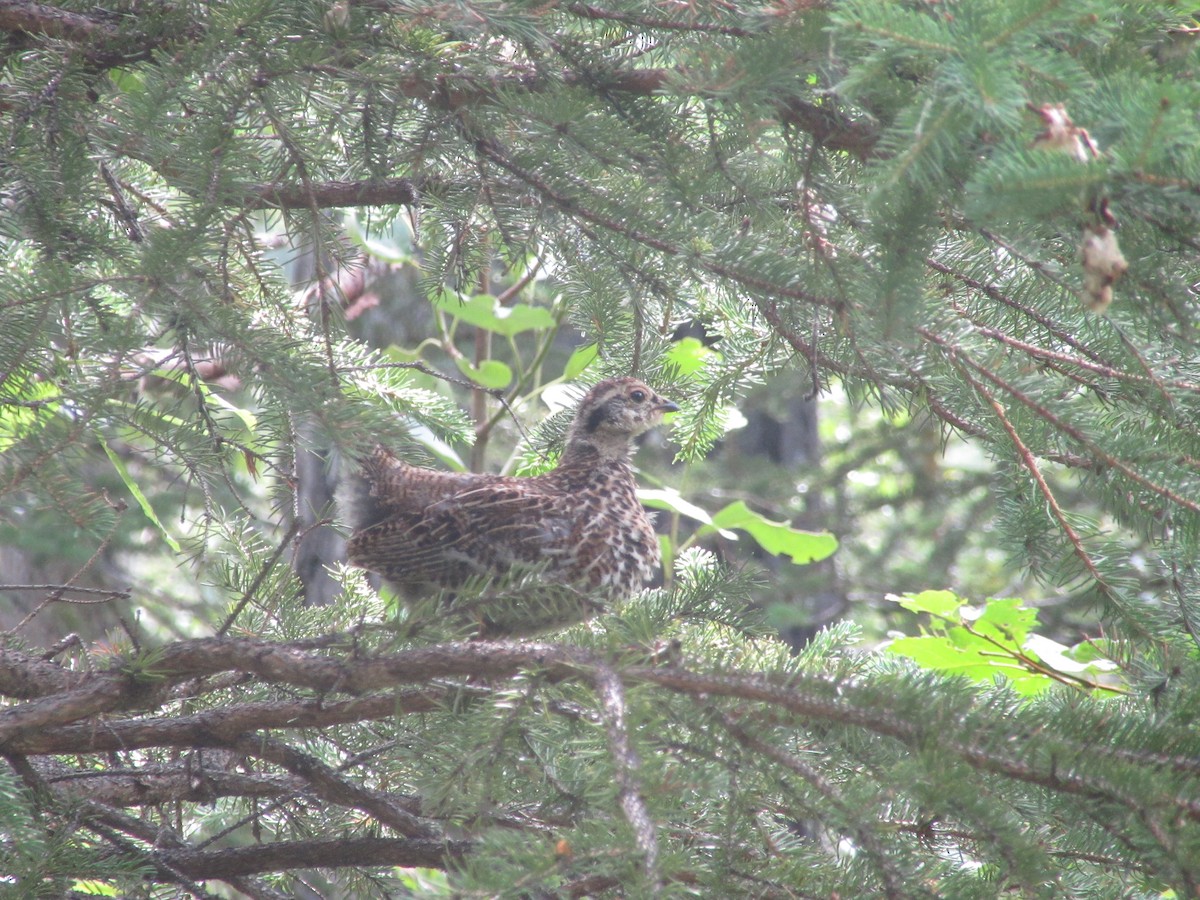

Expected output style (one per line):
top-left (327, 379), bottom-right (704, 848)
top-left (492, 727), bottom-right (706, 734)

top-left (156, 836), bottom-right (471, 878)
top-left (2, 689), bottom-right (451, 754)
top-left (40, 760), bottom-right (299, 807)
top-left (0, 0), bottom-right (118, 41)
top-left (0, 647), bottom-right (85, 698)
top-left (590, 661), bottom-right (659, 887)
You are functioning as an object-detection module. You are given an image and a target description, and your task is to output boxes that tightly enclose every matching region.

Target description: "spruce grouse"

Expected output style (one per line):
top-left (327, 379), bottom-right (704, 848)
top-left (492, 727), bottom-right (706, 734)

top-left (345, 377), bottom-right (679, 599)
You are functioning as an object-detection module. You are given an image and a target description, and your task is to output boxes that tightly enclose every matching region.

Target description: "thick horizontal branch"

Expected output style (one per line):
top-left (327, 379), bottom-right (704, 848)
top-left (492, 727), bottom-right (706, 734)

top-left (28, 738), bottom-right (436, 837)
top-left (0, 636), bottom-right (581, 744)
top-left (0, 646), bottom-right (88, 698)
top-left (142, 636), bottom-right (578, 693)
top-left (44, 762), bottom-right (298, 807)
top-left (2, 689), bottom-right (450, 754)
top-left (157, 836), bottom-right (471, 878)
top-left (0, 650), bottom-right (141, 737)
top-left (0, 0), bottom-right (199, 66)
top-left (7, 633), bottom-right (1200, 844)
top-left (0, 0), bottom-right (118, 41)
top-left (10, 635), bottom-right (1195, 828)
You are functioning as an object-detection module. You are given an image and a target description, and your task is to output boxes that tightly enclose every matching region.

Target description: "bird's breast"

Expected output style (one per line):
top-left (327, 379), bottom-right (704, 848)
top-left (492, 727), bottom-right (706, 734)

top-left (548, 464), bottom-right (660, 594)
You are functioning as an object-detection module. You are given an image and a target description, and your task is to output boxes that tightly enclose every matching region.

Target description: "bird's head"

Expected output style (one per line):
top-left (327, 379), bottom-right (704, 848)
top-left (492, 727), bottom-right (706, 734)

top-left (563, 377), bottom-right (679, 461)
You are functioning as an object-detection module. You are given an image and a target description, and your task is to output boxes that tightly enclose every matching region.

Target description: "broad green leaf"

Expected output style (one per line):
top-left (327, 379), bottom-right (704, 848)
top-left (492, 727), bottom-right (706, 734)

top-left (888, 635), bottom-right (1048, 696)
top-left (104, 397), bottom-right (192, 430)
top-left (947, 624), bottom-right (990, 650)
top-left (969, 597), bottom-right (1037, 646)
top-left (434, 290), bottom-right (555, 336)
top-left (144, 370), bottom-right (258, 441)
top-left (888, 590), bottom-right (963, 618)
top-left (563, 343), bottom-right (599, 380)
top-left (357, 235), bottom-right (411, 264)
top-left (106, 68), bottom-right (144, 94)
top-left (345, 214), bottom-right (416, 265)
top-left (639, 488), bottom-right (735, 537)
top-left (407, 423), bottom-right (467, 472)
top-left (99, 436), bottom-right (182, 553)
top-left (201, 385), bottom-right (258, 435)
top-left (1061, 637), bottom-right (1120, 665)
top-left (886, 594), bottom-right (1124, 696)
top-left (454, 357), bottom-right (513, 389)
top-left (700, 500), bottom-right (838, 565)
top-left (888, 635), bottom-right (995, 674)
top-left (72, 881), bottom-right (119, 897)
top-left (1024, 634), bottom-right (1119, 677)
top-left (0, 381), bottom-right (59, 451)
top-left (383, 344), bottom-right (424, 363)
top-left (666, 336), bottom-right (719, 377)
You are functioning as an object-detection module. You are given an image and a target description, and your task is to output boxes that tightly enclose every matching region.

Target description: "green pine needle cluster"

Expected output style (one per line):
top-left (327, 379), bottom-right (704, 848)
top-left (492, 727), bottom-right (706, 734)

top-left (2, 0), bottom-right (1200, 896)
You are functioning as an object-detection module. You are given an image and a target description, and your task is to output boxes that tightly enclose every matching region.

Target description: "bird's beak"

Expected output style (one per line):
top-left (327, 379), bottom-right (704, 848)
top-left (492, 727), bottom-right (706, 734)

top-left (659, 400), bottom-right (681, 413)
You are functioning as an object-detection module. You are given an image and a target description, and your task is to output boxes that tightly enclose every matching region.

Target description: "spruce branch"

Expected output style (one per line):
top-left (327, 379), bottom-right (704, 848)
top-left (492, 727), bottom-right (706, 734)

top-left (35, 759), bottom-right (300, 808)
top-left (4, 0), bottom-right (1200, 891)
top-left (153, 836), bottom-right (471, 879)
top-left (931, 331), bottom-right (1200, 518)
top-left (3, 633), bottom-right (1200, 888)
top-left (0, 0), bottom-right (119, 42)
top-left (0, 583), bottom-right (130, 598)
top-left (473, 137), bottom-right (839, 310)
top-left (217, 519), bottom-right (301, 637)
top-left (945, 301), bottom-right (1200, 399)
top-left (0, 647), bottom-right (86, 698)
top-left (563, 2), bottom-right (766, 38)
top-left (925, 341), bottom-right (1129, 618)
top-left (7, 637), bottom-right (1199, 819)
top-left (714, 708), bottom-right (908, 899)
top-left (0, 0), bottom-right (200, 67)
top-left (228, 732), bottom-right (438, 839)
top-left (6, 753), bottom-right (236, 898)
top-left (630, 665), bottom-right (1200, 826)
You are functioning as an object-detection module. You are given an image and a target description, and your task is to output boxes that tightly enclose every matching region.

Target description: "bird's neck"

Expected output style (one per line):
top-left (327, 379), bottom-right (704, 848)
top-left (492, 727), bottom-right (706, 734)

top-left (558, 439), bottom-right (634, 470)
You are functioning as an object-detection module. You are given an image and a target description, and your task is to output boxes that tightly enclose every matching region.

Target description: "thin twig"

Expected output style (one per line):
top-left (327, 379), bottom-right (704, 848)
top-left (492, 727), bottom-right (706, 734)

top-left (0, 584), bottom-right (131, 596)
top-left (216, 519), bottom-right (302, 637)
top-left (342, 359), bottom-right (535, 451)
top-left (939, 346), bottom-right (1123, 616)
top-left (3, 517), bottom-right (124, 638)
top-left (924, 329), bottom-right (1200, 516)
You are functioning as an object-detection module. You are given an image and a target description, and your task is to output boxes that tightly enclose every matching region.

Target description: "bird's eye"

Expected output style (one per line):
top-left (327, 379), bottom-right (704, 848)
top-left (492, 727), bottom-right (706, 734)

top-left (630, 390), bottom-right (647, 403)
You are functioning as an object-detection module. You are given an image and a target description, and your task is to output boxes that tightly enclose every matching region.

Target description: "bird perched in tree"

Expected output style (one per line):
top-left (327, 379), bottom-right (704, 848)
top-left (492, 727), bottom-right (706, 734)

top-left (344, 377), bottom-right (679, 601)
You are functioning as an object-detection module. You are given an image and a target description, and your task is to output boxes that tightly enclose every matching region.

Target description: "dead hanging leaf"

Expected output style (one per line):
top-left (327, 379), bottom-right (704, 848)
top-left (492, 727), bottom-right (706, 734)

top-left (1030, 103), bottom-right (1099, 162)
top-left (1028, 106), bottom-right (1123, 311)
top-left (1079, 224), bottom-right (1128, 313)
top-left (243, 449), bottom-right (259, 480)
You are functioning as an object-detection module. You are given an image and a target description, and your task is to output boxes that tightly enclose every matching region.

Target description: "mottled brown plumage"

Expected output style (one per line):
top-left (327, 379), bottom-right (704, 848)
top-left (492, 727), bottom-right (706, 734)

top-left (345, 377), bottom-right (678, 598)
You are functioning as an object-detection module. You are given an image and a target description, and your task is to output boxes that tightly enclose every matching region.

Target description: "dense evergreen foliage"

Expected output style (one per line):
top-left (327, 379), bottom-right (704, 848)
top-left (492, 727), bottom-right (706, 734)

top-left (2, 1), bottom-right (1199, 896)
